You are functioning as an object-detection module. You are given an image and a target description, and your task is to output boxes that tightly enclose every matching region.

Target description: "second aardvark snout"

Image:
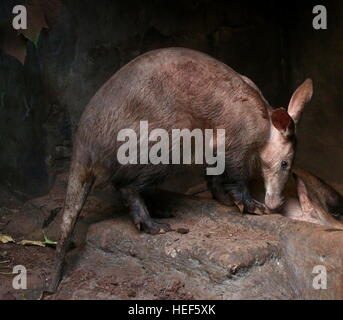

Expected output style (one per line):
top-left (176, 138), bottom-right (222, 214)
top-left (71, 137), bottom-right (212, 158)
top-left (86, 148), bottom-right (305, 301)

top-left (48, 48), bottom-right (313, 293)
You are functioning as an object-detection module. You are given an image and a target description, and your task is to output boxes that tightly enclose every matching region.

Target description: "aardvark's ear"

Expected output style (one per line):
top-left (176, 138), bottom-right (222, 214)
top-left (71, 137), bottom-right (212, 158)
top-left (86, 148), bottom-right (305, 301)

top-left (271, 108), bottom-right (294, 137)
top-left (288, 78), bottom-right (313, 125)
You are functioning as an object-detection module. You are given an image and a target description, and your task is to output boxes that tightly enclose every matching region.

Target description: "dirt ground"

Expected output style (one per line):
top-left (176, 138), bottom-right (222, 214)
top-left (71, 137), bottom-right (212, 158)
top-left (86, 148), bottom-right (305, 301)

top-left (0, 174), bottom-right (342, 300)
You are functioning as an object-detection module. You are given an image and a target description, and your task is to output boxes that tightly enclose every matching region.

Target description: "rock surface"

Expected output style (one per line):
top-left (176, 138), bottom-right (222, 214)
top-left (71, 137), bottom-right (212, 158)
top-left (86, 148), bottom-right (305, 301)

top-left (0, 175), bottom-right (342, 300)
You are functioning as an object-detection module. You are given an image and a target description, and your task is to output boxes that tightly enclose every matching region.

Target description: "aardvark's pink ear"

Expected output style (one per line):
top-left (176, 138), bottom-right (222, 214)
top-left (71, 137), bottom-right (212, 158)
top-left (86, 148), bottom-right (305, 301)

top-left (288, 78), bottom-right (313, 125)
top-left (271, 108), bottom-right (294, 137)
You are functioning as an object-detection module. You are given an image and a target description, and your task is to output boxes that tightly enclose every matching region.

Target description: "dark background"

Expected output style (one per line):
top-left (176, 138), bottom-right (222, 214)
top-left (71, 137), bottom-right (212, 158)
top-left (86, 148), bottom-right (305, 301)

top-left (0, 0), bottom-right (342, 197)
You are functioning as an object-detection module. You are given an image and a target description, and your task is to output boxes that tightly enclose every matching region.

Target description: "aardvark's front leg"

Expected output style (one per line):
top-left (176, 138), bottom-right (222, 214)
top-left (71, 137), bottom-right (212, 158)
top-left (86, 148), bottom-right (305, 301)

top-left (222, 174), bottom-right (270, 215)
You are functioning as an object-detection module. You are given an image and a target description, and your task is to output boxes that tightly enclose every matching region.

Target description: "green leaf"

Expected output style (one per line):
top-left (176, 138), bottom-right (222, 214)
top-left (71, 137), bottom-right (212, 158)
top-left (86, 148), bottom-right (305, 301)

top-left (43, 234), bottom-right (57, 246)
top-left (0, 232), bottom-right (57, 247)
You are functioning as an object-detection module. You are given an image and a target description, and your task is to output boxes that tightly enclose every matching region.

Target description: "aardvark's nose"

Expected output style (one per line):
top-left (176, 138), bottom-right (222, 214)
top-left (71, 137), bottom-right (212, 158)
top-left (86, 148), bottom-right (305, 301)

top-left (265, 193), bottom-right (285, 212)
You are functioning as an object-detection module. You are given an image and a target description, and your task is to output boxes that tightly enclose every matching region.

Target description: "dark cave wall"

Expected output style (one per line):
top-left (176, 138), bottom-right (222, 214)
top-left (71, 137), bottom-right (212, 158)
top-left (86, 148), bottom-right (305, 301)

top-left (0, 43), bottom-right (50, 195)
top-left (0, 0), bottom-right (341, 196)
top-left (283, 1), bottom-right (343, 191)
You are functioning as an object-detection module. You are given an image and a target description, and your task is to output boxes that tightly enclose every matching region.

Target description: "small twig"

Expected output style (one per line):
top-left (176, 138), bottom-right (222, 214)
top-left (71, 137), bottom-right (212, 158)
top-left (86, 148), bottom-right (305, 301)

top-left (0, 266), bottom-right (11, 273)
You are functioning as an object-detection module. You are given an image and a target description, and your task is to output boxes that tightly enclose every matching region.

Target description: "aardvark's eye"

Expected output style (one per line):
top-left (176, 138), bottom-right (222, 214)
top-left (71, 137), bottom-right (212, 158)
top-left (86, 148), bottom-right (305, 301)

top-left (281, 161), bottom-right (288, 169)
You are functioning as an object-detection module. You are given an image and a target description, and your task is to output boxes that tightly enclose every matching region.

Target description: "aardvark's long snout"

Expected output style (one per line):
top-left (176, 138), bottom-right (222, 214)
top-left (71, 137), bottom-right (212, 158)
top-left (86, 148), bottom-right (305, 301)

top-left (265, 193), bottom-right (285, 212)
